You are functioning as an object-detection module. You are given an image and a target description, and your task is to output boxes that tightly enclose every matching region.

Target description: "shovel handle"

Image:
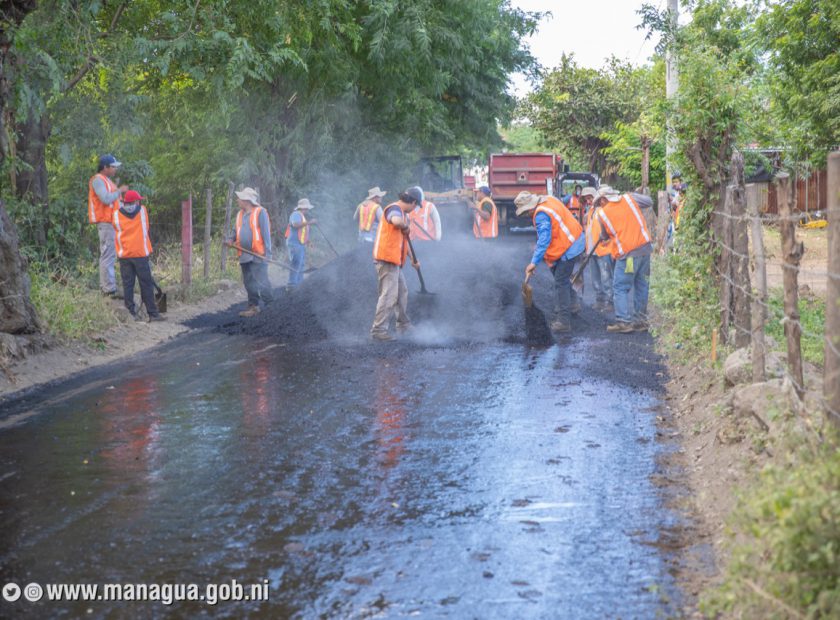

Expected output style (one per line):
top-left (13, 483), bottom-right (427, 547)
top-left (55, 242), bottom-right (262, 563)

top-left (406, 237), bottom-right (430, 294)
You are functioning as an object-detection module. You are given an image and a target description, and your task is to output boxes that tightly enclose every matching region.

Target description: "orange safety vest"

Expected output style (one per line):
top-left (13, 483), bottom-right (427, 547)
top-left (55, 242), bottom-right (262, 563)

top-left (373, 203), bottom-right (409, 266)
top-left (532, 196), bottom-right (583, 266)
top-left (596, 194), bottom-right (652, 259)
top-left (408, 200), bottom-right (437, 241)
top-left (584, 207), bottom-right (613, 257)
top-left (236, 207), bottom-right (268, 257)
top-left (567, 194), bottom-right (583, 222)
top-left (358, 200), bottom-right (380, 232)
top-left (88, 174), bottom-right (119, 224)
top-left (473, 197), bottom-right (498, 239)
top-left (113, 206), bottom-right (153, 258)
top-left (284, 210), bottom-right (308, 244)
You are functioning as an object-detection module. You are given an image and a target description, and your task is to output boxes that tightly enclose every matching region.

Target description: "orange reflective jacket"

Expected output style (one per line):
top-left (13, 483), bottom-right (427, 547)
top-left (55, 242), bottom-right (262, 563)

top-left (596, 194), bottom-right (652, 259)
top-left (532, 196), bottom-right (583, 266)
top-left (408, 200), bottom-right (437, 241)
top-left (88, 174), bottom-right (119, 224)
top-left (284, 210), bottom-right (308, 245)
top-left (373, 203), bottom-right (409, 266)
top-left (113, 206), bottom-right (153, 258)
top-left (473, 197), bottom-right (498, 239)
top-left (584, 207), bottom-right (613, 257)
top-left (567, 194), bottom-right (583, 222)
top-left (236, 207), bottom-right (268, 256)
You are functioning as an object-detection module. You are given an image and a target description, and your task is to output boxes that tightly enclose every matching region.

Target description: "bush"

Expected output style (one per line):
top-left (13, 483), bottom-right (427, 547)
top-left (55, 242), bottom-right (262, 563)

top-left (702, 436), bottom-right (840, 618)
top-left (651, 250), bottom-right (720, 357)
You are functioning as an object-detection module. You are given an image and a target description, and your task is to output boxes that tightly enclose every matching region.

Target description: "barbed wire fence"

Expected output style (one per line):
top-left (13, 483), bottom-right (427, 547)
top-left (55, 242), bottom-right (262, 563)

top-left (673, 149), bottom-right (840, 430)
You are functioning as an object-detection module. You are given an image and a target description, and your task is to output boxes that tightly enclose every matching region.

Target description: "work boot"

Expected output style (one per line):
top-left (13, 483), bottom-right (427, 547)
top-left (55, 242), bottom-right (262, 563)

top-left (396, 323), bottom-right (413, 335)
top-left (130, 312), bottom-right (143, 322)
top-left (632, 321), bottom-right (649, 332)
top-left (148, 314), bottom-right (167, 322)
top-left (606, 322), bottom-right (634, 333)
top-left (550, 320), bottom-right (571, 333)
top-left (104, 290), bottom-right (124, 300)
top-left (570, 303), bottom-right (582, 315)
top-left (371, 332), bottom-right (393, 342)
top-left (239, 305), bottom-right (260, 318)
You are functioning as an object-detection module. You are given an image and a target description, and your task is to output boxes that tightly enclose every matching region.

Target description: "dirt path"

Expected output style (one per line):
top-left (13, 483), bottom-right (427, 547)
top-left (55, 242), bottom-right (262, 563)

top-left (0, 284), bottom-right (248, 401)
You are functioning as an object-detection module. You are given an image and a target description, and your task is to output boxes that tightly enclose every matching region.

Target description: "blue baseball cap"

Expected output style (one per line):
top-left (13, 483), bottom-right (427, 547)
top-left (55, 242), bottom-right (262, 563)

top-left (479, 185), bottom-right (491, 195)
top-left (98, 154), bottom-right (121, 168)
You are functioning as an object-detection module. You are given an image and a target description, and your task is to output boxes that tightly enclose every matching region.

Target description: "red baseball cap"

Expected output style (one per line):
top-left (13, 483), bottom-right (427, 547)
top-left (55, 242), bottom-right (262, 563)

top-left (123, 190), bottom-right (145, 203)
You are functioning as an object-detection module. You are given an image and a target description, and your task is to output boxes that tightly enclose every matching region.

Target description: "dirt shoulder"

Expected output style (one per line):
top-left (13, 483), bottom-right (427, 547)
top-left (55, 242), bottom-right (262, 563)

top-left (0, 284), bottom-right (247, 402)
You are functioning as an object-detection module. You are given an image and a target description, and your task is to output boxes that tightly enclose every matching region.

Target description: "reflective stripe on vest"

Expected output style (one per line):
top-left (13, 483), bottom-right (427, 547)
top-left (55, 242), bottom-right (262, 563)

top-left (88, 174), bottom-right (118, 224)
top-left (113, 206), bottom-right (153, 258)
top-left (474, 197), bottom-right (498, 238)
top-left (373, 203), bottom-right (408, 266)
top-left (596, 207), bottom-right (623, 256)
top-left (359, 201), bottom-right (378, 232)
top-left (623, 193), bottom-right (651, 244)
top-left (236, 207), bottom-right (266, 256)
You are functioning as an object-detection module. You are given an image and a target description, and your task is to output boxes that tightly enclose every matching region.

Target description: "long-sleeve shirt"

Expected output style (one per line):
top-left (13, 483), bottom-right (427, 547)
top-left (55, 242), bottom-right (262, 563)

top-left (530, 211), bottom-right (585, 266)
top-left (92, 176), bottom-right (121, 206)
top-left (238, 208), bottom-right (272, 263)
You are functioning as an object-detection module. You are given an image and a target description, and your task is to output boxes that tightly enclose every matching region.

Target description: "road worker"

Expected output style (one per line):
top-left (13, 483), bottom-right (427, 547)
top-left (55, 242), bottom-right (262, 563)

top-left (515, 190), bottom-right (585, 333)
top-left (596, 187), bottom-right (654, 332)
top-left (285, 198), bottom-right (316, 288)
top-left (112, 190), bottom-right (165, 322)
top-left (407, 186), bottom-right (442, 242)
top-left (370, 187), bottom-right (422, 341)
top-left (233, 187), bottom-right (273, 317)
top-left (88, 154), bottom-right (128, 297)
top-left (562, 184), bottom-right (584, 223)
top-left (470, 186), bottom-right (498, 239)
top-left (583, 187), bottom-right (615, 311)
top-left (353, 186), bottom-right (386, 243)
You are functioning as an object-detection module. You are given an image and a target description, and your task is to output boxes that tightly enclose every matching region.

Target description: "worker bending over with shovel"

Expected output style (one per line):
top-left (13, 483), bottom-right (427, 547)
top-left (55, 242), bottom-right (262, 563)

top-left (233, 187), bottom-right (273, 317)
top-left (370, 187), bottom-right (422, 342)
top-left (515, 190), bottom-right (585, 333)
top-left (595, 187), bottom-right (653, 333)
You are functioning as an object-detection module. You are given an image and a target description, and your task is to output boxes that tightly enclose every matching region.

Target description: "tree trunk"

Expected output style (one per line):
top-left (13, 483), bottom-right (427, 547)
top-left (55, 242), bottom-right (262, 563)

top-left (0, 200), bottom-right (40, 334)
top-left (15, 114), bottom-right (51, 246)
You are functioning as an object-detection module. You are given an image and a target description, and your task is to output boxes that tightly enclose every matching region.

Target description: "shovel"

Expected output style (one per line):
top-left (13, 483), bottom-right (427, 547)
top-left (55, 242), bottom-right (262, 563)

top-left (153, 281), bottom-right (167, 313)
top-left (570, 239), bottom-right (603, 296)
top-left (225, 242), bottom-right (317, 274)
top-left (521, 272), bottom-right (533, 308)
top-left (313, 223), bottom-right (340, 258)
top-left (406, 237), bottom-right (434, 295)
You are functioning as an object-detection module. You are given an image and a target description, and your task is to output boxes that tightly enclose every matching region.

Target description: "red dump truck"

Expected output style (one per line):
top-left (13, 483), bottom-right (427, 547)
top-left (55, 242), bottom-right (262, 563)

top-left (488, 152), bottom-right (565, 230)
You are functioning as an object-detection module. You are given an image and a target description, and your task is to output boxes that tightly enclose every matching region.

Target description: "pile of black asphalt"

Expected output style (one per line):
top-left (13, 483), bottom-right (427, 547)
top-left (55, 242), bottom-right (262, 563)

top-left (186, 234), bottom-right (665, 391)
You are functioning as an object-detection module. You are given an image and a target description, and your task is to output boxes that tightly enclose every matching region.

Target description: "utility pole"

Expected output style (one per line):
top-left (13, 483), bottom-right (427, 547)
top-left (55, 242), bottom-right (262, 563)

top-left (665, 0), bottom-right (679, 192)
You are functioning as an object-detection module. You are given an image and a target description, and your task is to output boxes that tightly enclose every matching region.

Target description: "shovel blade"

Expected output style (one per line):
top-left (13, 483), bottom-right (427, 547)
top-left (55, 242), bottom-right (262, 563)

top-left (521, 282), bottom-right (533, 308)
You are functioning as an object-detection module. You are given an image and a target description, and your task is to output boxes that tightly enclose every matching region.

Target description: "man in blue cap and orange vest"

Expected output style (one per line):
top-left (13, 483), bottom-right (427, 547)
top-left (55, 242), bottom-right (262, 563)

top-left (88, 154), bottom-right (128, 297)
top-left (370, 187), bottom-right (422, 341)
top-left (470, 186), bottom-right (499, 239)
top-left (232, 187), bottom-right (273, 317)
top-left (515, 190), bottom-right (585, 333)
top-left (112, 190), bottom-right (165, 322)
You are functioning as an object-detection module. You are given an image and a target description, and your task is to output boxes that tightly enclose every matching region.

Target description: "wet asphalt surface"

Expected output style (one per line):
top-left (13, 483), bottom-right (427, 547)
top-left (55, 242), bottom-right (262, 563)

top-left (0, 236), bottom-right (681, 619)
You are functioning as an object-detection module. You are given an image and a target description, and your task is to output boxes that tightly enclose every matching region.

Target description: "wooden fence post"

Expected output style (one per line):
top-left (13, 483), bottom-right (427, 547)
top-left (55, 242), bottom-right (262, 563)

top-left (220, 181), bottom-right (234, 273)
top-left (655, 190), bottom-right (671, 254)
top-left (776, 172), bottom-right (804, 399)
top-left (731, 151), bottom-right (751, 347)
top-left (203, 188), bottom-right (212, 280)
top-left (719, 186), bottom-right (733, 345)
top-left (641, 136), bottom-right (650, 194)
top-left (181, 194), bottom-right (193, 287)
top-left (824, 151), bottom-right (840, 426)
top-left (748, 178), bottom-right (768, 382)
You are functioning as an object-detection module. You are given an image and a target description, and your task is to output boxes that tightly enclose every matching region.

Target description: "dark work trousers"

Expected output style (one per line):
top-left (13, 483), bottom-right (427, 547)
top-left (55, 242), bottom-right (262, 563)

top-left (240, 260), bottom-right (274, 307)
top-left (549, 258), bottom-right (577, 325)
top-left (119, 256), bottom-right (160, 317)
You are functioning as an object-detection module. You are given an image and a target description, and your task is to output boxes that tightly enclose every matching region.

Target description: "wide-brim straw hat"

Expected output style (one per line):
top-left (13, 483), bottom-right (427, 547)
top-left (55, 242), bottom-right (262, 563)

top-left (581, 187), bottom-right (598, 198)
top-left (596, 186), bottom-right (620, 202)
top-left (366, 186), bottom-right (387, 200)
top-left (234, 187), bottom-right (260, 205)
top-left (514, 191), bottom-right (540, 216)
top-left (296, 198), bottom-right (315, 210)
